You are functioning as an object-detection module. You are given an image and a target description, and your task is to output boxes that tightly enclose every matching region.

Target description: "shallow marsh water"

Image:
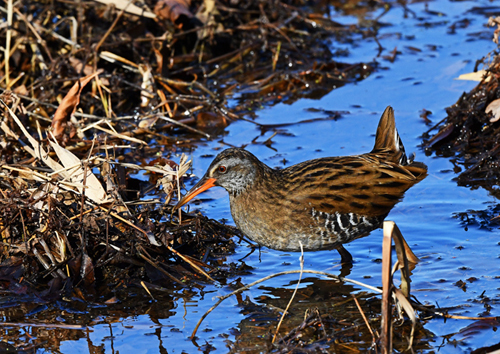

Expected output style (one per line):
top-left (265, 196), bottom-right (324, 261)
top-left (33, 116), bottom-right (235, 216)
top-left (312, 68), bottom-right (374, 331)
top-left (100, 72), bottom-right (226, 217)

top-left (8, 0), bottom-right (500, 352)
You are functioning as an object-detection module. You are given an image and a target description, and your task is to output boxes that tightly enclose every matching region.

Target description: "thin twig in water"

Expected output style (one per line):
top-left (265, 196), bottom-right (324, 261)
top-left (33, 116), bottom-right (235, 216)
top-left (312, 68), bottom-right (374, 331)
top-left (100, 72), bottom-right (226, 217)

top-left (272, 242), bottom-right (304, 343)
top-left (411, 302), bottom-right (500, 321)
top-left (0, 322), bottom-right (84, 329)
top-left (353, 295), bottom-right (378, 352)
top-left (141, 281), bottom-right (155, 301)
top-left (157, 115), bottom-right (211, 138)
top-left (190, 269), bottom-right (381, 338)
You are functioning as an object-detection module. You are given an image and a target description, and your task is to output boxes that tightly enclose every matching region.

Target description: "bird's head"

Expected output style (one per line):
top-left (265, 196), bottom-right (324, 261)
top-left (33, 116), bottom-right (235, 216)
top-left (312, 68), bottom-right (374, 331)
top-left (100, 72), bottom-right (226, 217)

top-left (174, 148), bottom-right (261, 210)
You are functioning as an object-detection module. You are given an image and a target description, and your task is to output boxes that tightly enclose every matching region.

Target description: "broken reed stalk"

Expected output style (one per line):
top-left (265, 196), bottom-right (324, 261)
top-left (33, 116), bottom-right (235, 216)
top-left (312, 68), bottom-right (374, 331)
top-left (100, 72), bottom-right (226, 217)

top-left (380, 220), bottom-right (419, 353)
top-left (176, 160), bottom-right (183, 223)
top-left (380, 221), bottom-right (394, 354)
top-left (387, 221), bottom-right (417, 297)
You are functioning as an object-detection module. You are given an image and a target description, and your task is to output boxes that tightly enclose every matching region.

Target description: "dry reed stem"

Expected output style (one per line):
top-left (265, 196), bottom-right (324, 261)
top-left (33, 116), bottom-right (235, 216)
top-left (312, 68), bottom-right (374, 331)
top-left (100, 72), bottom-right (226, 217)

top-left (5, 0), bottom-right (12, 87)
top-left (176, 164), bottom-right (183, 223)
top-left (136, 245), bottom-right (185, 286)
top-left (411, 302), bottom-right (500, 321)
top-left (157, 114), bottom-right (211, 138)
top-left (165, 244), bottom-right (215, 282)
top-left (380, 221), bottom-right (421, 352)
top-left (380, 221), bottom-right (393, 354)
top-left (91, 125), bottom-right (147, 144)
top-left (140, 281), bottom-right (156, 301)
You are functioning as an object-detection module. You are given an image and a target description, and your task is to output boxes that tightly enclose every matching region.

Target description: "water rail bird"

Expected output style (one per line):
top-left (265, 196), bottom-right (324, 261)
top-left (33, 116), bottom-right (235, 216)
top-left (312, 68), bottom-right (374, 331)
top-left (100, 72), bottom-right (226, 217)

top-left (174, 106), bottom-right (427, 263)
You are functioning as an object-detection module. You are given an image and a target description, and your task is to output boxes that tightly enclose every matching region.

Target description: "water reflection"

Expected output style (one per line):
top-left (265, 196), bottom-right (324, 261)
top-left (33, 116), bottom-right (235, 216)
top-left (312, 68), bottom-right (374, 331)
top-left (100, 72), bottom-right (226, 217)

top-left (226, 277), bottom-right (435, 353)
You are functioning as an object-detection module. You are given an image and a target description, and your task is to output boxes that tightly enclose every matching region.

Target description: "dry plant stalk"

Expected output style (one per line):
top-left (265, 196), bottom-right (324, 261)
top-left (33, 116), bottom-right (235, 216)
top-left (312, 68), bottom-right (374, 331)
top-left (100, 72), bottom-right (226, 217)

top-left (5, 0), bottom-right (13, 87)
top-left (380, 220), bottom-right (419, 353)
top-left (352, 295), bottom-right (378, 350)
top-left (94, 0), bottom-right (156, 19)
top-left (155, 153), bottom-right (191, 206)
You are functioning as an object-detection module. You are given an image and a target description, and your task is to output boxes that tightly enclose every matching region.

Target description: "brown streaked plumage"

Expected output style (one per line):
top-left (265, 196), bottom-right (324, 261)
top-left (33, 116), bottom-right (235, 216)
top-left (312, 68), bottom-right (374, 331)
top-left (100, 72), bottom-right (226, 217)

top-left (174, 106), bottom-right (427, 263)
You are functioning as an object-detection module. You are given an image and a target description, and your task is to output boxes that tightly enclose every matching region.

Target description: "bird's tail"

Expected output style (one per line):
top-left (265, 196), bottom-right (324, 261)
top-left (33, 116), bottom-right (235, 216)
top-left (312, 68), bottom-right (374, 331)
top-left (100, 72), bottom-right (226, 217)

top-left (372, 106), bottom-right (409, 165)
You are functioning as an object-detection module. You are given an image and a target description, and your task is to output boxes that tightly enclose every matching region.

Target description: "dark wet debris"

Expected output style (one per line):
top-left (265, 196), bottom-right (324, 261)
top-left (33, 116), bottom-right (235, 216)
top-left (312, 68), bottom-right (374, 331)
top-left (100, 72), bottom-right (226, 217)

top-left (454, 203), bottom-right (500, 231)
top-left (0, 184), bottom-right (239, 297)
top-left (225, 287), bottom-right (434, 353)
top-left (0, 0), bottom-right (377, 302)
top-left (424, 47), bottom-right (500, 193)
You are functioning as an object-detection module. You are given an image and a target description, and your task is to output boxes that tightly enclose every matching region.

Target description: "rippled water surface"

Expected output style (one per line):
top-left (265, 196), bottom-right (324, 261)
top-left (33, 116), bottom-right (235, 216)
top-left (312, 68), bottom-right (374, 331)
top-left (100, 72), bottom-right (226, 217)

top-left (32, 0), bottom-right (500, 352)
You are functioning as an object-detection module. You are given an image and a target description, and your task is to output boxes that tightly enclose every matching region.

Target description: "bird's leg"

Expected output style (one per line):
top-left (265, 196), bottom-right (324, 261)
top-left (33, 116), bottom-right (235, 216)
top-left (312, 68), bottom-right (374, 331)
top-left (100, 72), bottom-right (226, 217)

top-left (336, 245), bottom-right (353, 264)
top-left (339, 262), bottom-right (352, 278)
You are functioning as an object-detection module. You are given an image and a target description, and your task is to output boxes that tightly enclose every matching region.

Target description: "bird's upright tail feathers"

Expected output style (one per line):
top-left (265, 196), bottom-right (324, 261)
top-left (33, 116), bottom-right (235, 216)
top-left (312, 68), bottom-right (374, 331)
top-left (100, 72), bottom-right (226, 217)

top-left (372, 106), bottom-right (408, 165)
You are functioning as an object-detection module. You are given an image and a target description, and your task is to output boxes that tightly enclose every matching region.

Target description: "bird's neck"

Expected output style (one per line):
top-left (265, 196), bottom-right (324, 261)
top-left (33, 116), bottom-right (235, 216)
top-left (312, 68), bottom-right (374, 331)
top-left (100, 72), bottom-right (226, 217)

top-left (228, 161), bottom-right (278, 198)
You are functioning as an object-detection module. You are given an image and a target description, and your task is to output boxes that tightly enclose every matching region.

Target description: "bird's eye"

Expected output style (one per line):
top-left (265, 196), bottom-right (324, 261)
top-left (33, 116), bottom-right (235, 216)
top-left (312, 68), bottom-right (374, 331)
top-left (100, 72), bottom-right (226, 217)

top-left (218, 165), bottom-right (227, 173)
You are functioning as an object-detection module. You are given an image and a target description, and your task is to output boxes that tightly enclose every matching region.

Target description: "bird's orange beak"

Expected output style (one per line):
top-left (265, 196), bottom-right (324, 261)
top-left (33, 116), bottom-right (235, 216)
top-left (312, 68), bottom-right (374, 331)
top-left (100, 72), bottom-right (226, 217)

top-left (174, 177), bottom-right (217, 211)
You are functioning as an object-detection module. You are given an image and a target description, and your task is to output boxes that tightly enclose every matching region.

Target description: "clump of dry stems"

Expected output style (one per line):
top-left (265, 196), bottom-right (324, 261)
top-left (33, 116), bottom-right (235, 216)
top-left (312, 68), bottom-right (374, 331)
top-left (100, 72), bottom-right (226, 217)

top-left (0, 0), bottom-right (376, 298)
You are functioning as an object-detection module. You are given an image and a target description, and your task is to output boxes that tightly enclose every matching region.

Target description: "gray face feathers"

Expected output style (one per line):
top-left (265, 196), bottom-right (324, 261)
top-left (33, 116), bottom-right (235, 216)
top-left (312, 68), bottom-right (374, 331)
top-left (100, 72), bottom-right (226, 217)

top-left (206, 148), bottom-right (261, 195)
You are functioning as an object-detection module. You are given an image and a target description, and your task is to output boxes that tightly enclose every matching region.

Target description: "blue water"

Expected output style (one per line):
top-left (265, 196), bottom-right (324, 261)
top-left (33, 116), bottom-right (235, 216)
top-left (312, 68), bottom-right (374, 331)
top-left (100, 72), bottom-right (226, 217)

top-left (57, 0), bottom-right (500, 352)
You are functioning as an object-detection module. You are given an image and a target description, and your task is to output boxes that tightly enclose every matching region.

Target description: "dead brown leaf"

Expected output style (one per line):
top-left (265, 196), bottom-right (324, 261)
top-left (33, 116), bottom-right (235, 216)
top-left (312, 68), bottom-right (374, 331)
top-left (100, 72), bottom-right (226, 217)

top-left (196, 111), bottom-right (228, 131)
top-left (51, 70), bottom-right (103, 138)
top-left (81, 253), bottom-right (96, 290)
